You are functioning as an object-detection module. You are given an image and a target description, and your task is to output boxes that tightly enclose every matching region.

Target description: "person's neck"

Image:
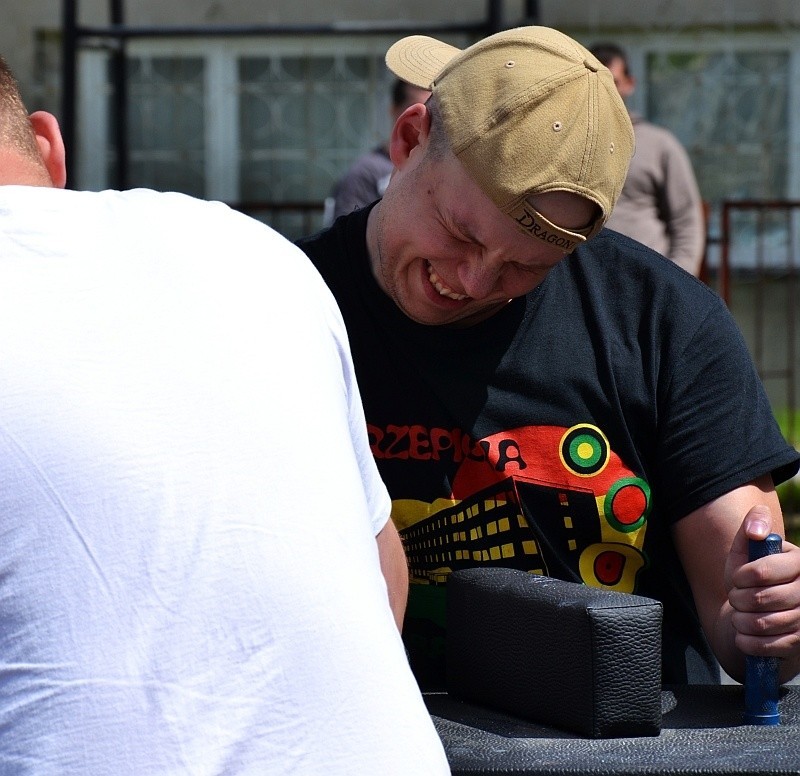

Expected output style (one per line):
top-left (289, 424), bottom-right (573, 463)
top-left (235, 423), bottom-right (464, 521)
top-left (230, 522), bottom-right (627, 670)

top-left (0, 150), bottom-right (55, 187)
top-left (365, 200), bottom-right (389, 295)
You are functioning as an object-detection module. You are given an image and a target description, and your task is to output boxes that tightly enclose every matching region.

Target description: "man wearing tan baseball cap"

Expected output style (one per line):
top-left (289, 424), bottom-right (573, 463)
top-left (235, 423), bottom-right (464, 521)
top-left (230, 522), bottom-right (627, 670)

top-left (384, 27), bottom-right (633, 257)
top-left (297, 26), bottom-right (800, 693)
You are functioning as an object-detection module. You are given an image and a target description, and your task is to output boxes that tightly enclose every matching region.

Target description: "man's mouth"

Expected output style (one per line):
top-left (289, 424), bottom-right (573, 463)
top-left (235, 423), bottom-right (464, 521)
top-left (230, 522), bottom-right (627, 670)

top-left (426, 261), bottom-right (469, 301)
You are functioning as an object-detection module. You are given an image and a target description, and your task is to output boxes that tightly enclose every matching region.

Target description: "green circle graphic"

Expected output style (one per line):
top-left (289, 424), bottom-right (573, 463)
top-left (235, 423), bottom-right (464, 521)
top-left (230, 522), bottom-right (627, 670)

top-left (603, 477), bottom-right (651, 533)
top-left (569, 434), bottom-right (602, 469)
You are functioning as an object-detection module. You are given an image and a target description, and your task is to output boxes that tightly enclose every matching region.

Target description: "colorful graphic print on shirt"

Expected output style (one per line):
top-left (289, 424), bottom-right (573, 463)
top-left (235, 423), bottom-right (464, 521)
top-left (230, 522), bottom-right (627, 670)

top-left (383, 423), bottom-right (650, 593)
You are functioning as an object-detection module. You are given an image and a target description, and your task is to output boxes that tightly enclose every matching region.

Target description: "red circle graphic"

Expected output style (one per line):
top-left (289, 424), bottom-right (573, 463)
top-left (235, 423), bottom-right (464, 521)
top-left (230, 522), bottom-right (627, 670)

top-left (594, 550), bottom-right (625, 586)
top-left (610, 484), bottom-right (647, 526)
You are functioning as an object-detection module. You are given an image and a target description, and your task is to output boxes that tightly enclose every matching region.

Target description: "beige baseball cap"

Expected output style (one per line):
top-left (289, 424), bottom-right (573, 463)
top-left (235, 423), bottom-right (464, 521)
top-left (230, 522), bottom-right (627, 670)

top-left (386, 26), bottom-right (634, 252)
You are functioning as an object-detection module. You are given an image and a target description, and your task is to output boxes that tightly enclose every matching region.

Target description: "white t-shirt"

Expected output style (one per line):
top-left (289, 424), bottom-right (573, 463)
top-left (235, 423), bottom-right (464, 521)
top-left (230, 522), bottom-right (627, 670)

top-left (0, 187), bottom-right (449, 775)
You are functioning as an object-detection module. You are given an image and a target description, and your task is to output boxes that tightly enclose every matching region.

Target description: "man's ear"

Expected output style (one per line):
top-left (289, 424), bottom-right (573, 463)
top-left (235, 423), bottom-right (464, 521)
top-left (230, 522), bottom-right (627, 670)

top-left (28, 111), bottom-right (67, 189)
top-left (388, 102), bottom-right (431, 168)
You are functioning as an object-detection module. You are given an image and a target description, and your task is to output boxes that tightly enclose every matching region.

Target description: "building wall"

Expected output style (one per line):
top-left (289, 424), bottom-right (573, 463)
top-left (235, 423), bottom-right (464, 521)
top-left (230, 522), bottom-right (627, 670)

top-left (7, 0), bottom-right (800, 112)
top-left (542, 0), bottom-right (800, 31)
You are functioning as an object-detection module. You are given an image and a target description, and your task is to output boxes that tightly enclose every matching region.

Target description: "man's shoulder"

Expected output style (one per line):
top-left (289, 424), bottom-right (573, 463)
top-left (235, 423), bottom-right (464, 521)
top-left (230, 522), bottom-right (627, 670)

top-left (295, 219), bottom-right (341, 266)
top-left (297, 209), bottom-right (368, 264)
top-left (331, 150), bottom-right (393, 217)
top-left (633, 119), bottom-right (687, 151)
top-left (575, 229), bottom-right (715, 301)
top-left (116, 188), bottom-right (246, 224)
top-left (58, 188), bottom-right (312, 277)
top-left (56, 188), bottom-right (252, 231)
top-left (0, 186), bottom-right (255, 244)
top-left (332, 149), bottom-right (392, 196)
top-left (341, 149), bottom-right (392, 178)
top-left (295, 211), bottom-right (375, 322)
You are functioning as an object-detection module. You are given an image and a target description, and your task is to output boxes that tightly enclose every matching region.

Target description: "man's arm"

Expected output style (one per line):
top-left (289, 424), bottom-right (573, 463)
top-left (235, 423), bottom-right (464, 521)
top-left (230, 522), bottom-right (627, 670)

top-left (376, 518), bottom-right (409, 631)
top-left (673, 474), bottom-right (800, 683)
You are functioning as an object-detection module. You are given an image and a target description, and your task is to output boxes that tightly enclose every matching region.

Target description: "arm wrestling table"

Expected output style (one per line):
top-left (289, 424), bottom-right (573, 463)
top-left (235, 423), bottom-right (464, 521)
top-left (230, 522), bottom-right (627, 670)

top-left (426, 684), bottom-right (800, 775)
top-left (430, 566), bottom-right (799, 775)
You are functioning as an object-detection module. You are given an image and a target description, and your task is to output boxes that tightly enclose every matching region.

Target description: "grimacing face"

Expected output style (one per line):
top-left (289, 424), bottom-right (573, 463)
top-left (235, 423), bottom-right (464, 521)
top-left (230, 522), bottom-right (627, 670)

top-left (366, 133), bottom-right (597, 328)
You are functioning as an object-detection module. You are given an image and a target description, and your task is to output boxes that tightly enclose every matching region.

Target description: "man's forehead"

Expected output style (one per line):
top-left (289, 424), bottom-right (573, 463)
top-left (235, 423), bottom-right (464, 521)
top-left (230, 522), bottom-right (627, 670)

top-left (447, 198), bottom-right (553, 257)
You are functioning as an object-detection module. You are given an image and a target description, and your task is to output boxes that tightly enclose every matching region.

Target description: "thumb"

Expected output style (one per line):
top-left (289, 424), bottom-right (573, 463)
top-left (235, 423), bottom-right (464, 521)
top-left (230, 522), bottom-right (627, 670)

top-left (742, 504), bottom-right (773, 542)
top-left (726, 505), bottom-right (772, 584)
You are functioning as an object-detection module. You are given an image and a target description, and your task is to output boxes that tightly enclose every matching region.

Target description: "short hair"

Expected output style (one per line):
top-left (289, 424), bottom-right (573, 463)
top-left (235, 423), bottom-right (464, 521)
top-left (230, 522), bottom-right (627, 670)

top-left (421, 94), bottom-right (451, 165)
top-left (0, 56), bottom-right (41, 160)
top-left (589, 42), bottom-right (631, 76)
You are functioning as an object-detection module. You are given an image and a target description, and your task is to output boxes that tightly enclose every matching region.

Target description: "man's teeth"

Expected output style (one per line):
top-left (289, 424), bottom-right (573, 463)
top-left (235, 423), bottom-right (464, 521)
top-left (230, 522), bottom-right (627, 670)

top-left (427, 263), bottom-right (468, 301)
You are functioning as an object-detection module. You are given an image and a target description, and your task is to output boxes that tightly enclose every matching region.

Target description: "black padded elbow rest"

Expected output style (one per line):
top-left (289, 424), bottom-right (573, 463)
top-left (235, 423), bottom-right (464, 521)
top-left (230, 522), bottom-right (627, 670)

top-left (445, 567), bottom-right (663, 739)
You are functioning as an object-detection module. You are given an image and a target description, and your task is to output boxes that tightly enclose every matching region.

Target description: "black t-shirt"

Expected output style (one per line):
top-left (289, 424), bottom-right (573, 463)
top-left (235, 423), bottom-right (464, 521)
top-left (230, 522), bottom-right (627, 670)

top-left (297, 206), bottom-right (800, 689)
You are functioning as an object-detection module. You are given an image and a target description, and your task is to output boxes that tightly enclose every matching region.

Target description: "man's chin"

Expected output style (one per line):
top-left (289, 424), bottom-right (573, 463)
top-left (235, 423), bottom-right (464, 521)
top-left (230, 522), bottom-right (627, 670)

top-left (404, 300), bottom-right (511, 328)
top-left (445, 302), bottom-right (511, 328)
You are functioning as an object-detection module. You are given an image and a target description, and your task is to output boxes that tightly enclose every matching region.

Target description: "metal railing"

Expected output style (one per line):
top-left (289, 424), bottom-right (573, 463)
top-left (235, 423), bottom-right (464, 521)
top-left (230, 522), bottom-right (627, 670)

top-left (720, 201), bottom-right (800, 444)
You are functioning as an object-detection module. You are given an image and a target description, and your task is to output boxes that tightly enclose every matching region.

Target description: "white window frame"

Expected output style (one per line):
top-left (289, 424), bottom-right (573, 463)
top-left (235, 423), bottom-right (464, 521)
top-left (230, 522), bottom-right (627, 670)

top-left (75, 34), bottom-right (466, 198)
top-left (77, 30), bottom-right (800, 207)
top-left (589, 30), bottom-right (800, 200)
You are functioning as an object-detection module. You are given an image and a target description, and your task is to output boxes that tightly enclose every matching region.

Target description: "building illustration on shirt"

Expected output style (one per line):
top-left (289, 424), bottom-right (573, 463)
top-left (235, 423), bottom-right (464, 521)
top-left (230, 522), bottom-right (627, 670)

top-left (395, 423), bottom-right (650, 594)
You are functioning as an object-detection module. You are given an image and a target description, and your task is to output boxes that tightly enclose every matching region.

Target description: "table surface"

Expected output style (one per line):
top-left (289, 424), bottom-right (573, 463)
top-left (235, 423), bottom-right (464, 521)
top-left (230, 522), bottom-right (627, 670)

top-left (426, 685), bottom-right (800, 775)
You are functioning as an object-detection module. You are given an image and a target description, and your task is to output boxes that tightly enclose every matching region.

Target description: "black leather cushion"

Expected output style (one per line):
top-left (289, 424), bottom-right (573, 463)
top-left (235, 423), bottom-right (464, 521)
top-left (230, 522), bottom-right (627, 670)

top-left (445, 567), bottom-right (663, 738)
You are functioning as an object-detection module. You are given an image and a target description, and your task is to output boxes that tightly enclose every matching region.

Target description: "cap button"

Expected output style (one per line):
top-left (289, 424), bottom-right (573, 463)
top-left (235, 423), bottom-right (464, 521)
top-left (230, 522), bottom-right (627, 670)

top-left (584, 58), bottom-right (599, 72)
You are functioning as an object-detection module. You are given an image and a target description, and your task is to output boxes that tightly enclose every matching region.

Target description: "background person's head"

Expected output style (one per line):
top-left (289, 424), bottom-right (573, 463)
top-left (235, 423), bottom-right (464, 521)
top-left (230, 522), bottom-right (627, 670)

top-left (390, 78), bottom-right (431, 124)
top-left (589, 43), bottom-right (636, 101)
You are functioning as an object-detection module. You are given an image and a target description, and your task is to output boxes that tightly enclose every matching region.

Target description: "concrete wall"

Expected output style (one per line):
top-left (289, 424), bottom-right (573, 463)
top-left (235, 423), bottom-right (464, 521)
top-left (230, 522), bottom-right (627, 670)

top-left (541, 0), bottom-right (800, 32)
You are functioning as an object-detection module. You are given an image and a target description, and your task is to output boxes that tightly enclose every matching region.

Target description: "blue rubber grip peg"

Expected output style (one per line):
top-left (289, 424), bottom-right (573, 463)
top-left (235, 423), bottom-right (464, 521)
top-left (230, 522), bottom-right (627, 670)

top-left (743, 533), bottom-right (782, 726)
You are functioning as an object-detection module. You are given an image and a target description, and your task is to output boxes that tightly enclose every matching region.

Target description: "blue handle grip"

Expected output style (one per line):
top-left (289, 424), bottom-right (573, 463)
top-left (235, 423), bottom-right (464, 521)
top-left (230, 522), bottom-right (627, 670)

top-left (743, 533), bottom-right (782, 725)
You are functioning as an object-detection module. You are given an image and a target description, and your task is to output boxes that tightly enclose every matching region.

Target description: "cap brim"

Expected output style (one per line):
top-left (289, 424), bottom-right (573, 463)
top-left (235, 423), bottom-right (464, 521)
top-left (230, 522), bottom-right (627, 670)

top-left (386, 35), bottom-right (462, 90)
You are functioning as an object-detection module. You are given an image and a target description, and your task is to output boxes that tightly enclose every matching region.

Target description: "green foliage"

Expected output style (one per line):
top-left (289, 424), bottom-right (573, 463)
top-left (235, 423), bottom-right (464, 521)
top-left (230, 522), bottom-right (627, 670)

top-left (774, 408), bottom-right (800, 448)
top-left (772, 409), bottom-right (800, 543)
top-left (777, 478), bottom-right (800, 540)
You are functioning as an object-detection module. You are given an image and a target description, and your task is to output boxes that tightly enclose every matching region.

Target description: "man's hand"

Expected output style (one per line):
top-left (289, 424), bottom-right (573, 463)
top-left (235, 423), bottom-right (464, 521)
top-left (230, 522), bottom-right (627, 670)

top-left (725, 505), bottom-right (800, 680)
top-left (673, 477), bottom-right (800, 684)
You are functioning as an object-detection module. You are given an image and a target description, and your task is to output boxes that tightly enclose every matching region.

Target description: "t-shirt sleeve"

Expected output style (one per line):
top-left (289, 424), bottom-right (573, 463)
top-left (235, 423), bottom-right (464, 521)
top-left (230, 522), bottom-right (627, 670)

top-left (348, 371), bottom-right (393, 536)
top-left (325, 286), bottom-right (393, 537)
top-left (292, 231), bottom-right (393, 537)
top-left (655, 297), bottom-right (799, 523)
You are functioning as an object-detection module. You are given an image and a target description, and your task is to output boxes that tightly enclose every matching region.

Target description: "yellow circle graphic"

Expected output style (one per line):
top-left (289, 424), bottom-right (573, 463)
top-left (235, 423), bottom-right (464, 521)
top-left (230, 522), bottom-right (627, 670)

top-left (559, 424), bottom-right (610, 477)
